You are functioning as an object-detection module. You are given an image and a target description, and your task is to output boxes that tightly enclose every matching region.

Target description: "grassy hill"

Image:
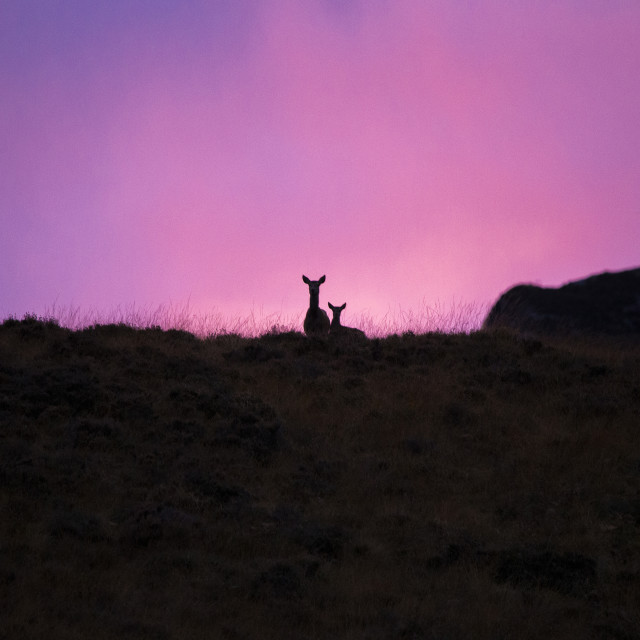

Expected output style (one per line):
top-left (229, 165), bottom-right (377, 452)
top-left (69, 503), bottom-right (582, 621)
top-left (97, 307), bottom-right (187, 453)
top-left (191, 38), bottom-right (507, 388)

top-left (1, 317), bottom-right (639, 639)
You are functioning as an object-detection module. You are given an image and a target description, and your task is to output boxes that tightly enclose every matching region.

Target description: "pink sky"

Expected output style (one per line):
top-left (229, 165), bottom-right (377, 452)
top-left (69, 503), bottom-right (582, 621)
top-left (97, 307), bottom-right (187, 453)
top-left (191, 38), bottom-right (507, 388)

top-left (2, 1), bottom-right (639, 332)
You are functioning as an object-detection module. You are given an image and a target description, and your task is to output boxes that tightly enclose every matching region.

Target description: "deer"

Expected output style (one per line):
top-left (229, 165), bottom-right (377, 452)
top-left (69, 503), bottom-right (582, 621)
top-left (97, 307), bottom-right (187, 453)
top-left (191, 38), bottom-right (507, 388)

top-left (328, 302), bottom-right (366, 339)
top-left (302, 275), bottom-right (330, 337)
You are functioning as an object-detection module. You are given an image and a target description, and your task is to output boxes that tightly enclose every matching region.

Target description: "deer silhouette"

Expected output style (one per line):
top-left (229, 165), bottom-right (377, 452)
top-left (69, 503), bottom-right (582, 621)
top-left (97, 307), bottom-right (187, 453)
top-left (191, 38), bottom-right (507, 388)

top-left (302, 275), bottom-right (330, 337)
top-left (328, 302), bottom-right (366, 339)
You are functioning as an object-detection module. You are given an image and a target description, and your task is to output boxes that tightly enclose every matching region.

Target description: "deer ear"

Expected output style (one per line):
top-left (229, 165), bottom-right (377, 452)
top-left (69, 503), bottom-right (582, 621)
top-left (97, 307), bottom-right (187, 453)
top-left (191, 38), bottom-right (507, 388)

top-left (319, 275), bottom-right (326, 283)
top-left (328, 302), bottom-right (335, 310)
top-left (341, 303), bottom-right (346, 310)
top-left (302, 275), bottom-right (310, 284)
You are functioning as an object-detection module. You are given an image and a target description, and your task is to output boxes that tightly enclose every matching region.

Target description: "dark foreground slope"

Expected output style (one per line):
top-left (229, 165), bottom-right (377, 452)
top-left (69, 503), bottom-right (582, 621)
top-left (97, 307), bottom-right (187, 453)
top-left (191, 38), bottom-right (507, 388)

top-left (1, 318), bottom-right (640, 639)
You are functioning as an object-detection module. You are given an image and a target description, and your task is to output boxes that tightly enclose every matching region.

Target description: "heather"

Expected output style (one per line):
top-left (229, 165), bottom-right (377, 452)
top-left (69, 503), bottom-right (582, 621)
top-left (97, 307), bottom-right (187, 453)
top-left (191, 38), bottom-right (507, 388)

top-left (1, 317), bottom-right (639, 639)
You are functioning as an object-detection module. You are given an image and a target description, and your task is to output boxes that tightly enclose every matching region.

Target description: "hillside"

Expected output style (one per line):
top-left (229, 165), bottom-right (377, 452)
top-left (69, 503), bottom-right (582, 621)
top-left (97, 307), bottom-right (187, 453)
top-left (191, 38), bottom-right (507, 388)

top-left (1, 317), bottom-right (640, 639)
top-left (484, 267), bottom-right (640, 337)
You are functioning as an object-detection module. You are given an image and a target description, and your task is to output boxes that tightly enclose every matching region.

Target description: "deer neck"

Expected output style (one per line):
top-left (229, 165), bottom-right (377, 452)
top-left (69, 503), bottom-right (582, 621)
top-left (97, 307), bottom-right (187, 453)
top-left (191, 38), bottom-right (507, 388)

top-left (309, 291), bottom-right (320, 309)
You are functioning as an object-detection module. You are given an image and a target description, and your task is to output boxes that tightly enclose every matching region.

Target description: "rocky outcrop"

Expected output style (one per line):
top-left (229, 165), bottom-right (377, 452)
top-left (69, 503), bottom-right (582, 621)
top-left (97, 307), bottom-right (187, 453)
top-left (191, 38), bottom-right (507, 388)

top-left (483, 268), bottom-right (640, 337)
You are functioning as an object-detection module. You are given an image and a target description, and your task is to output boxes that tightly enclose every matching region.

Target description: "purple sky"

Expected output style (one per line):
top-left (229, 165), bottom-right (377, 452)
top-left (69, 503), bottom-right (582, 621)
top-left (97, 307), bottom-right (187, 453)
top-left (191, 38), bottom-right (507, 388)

top-left (2, 1), bottom-right (639, 331)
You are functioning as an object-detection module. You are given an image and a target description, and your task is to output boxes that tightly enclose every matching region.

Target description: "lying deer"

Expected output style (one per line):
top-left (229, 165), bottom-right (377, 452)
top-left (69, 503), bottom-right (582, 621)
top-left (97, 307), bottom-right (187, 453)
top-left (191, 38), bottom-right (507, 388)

top-left (328, 302), bottom-right (366, 339)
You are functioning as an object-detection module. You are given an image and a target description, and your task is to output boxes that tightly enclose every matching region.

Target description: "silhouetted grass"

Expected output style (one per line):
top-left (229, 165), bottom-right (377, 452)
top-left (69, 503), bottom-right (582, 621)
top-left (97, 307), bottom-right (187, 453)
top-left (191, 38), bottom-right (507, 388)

top-left (1, 316), bottom-right (639, 639)
top-left (35, 298), bottom-right (487, 338)
top-left (40, 302), bottom-right (303, 337)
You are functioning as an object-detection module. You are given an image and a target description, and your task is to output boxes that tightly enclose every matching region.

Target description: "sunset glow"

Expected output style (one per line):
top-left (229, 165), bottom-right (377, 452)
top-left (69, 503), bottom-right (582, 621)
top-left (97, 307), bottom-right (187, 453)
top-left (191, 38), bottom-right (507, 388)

top-left (2, 1), bottom-right (639, 332)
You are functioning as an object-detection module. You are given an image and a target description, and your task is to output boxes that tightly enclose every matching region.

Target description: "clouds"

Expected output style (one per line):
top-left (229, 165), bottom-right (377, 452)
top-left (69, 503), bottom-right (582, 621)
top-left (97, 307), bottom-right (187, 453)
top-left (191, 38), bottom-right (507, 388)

top-left (1, 2), bottom-right (639, 325)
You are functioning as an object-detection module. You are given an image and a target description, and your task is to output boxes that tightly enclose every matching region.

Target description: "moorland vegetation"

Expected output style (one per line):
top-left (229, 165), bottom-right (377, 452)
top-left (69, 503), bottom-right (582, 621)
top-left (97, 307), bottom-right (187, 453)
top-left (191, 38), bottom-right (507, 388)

top-left (1, 314), bottom-right (639, 639)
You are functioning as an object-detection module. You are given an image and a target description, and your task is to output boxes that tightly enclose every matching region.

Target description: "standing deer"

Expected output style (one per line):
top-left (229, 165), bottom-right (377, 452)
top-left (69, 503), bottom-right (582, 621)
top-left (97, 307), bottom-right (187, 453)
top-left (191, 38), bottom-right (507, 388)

top-left (302, 275), bottom-right (330, 336)
top-left (328, 302), bottom-right (366, 339)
